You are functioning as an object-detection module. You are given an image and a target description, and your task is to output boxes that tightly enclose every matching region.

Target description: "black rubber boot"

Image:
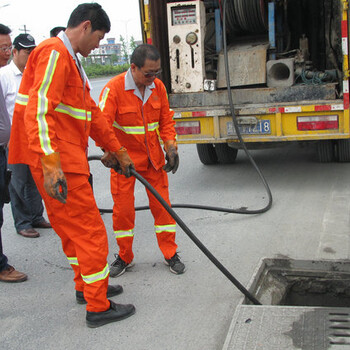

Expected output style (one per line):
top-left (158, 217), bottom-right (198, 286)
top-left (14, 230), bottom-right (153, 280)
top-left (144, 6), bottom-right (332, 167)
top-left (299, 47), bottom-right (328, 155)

top-left (86, 300), bottom-right (135, 328)
top-left (76, 285), bottom-right (123, 304)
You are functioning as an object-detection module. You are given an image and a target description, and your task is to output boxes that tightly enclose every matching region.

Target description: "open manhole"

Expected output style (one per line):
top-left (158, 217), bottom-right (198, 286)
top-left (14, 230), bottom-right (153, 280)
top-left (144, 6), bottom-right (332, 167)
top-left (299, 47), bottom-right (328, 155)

top-left (244, 258), bottom-right (350, 307)
top-left (222, 258), bottom-right (350, 350)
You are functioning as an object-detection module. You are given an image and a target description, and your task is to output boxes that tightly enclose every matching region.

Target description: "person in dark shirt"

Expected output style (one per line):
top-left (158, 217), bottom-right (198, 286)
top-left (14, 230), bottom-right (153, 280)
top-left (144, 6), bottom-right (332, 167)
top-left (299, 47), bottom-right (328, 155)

top-left (0, 23), bottom-right (27, 283)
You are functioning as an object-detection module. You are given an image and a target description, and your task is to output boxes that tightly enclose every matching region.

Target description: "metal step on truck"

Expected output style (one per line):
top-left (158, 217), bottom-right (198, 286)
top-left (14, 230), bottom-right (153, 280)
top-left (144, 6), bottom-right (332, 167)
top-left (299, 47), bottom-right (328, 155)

top-left (139, 0), bottom-right (350, 164)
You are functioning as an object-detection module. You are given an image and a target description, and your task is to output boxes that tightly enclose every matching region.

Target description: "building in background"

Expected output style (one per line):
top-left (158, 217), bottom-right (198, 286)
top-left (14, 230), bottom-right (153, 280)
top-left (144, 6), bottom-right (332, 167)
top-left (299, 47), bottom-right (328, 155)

top-left (100, 38), bottom-right (121, 56)
top-left (88, 37), bottom-right (121, 65)
top-left (86, 37), bottom-right (143, 66)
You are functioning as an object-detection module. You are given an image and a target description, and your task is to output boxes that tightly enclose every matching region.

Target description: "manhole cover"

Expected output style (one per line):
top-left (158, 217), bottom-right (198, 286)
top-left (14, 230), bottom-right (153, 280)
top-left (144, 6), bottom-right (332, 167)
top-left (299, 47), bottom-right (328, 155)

top-left (222, 305), bottom-right (350, 350)
top-left (222, 258), bottom-right (350, 350)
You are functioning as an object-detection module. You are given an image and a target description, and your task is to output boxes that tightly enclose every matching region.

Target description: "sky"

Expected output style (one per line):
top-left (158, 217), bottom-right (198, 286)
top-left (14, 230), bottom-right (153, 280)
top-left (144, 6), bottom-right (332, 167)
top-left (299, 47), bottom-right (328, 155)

top-left (0, 0), bottom-right (142, 45)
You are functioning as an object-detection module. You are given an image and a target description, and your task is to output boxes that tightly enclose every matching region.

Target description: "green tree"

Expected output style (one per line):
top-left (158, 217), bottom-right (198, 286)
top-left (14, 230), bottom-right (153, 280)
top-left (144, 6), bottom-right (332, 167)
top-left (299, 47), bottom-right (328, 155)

top-left (129, 36), bottom-right (138, 53)
top-left (120, 35), bottom-right (129, 63)
top-left (110, 53), bottom-right (119, 65)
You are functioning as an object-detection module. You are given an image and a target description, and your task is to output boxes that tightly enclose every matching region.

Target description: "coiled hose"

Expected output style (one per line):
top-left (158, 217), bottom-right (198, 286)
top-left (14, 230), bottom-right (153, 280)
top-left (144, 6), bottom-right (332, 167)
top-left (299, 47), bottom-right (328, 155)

top-left (88, 155), bottom-right (261, 305)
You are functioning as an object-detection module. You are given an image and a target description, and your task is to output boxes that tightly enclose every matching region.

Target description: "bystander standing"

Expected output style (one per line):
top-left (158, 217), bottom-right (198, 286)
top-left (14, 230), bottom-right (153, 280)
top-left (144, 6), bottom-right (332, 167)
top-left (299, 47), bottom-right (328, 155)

top-left (0, 33), bottom-right (51, 238)
top-left (0, 24), bottom-right (27, 283)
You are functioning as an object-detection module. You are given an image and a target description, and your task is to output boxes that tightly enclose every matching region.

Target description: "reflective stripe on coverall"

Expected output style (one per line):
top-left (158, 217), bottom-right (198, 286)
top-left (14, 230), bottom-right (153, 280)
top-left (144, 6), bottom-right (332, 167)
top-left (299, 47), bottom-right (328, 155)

top-left (30, 168), bottom-right (110, 311)
top-left (99, 70), bottom-right (178, 262)
top-left (111, 164), bottom-right (177, 263)
top-left (8, 32), bottom-right (123, 312)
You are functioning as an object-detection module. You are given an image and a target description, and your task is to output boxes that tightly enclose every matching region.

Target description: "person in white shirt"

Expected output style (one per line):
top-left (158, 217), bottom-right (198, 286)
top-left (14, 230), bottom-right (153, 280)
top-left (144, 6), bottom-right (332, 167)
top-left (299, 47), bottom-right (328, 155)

top-left (0, 34), bottom-right (51, 238)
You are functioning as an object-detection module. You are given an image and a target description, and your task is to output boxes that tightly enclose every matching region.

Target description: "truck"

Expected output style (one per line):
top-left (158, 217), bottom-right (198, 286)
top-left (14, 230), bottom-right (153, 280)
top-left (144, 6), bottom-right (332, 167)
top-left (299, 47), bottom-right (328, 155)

top-left (138, 0), bottom-right (350, 164)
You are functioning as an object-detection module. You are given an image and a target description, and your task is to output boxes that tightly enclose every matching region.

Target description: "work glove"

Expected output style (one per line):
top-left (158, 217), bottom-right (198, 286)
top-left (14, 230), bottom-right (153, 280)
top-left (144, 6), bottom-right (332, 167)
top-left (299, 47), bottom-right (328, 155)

top-left (163, 140), bottom-right (179, 174)
top-left (101, 148), bottom-right (135, 178)
top-left (40, 152), bottom-right (67, 203)
top-left (100, 151), bottom-right (117, 168)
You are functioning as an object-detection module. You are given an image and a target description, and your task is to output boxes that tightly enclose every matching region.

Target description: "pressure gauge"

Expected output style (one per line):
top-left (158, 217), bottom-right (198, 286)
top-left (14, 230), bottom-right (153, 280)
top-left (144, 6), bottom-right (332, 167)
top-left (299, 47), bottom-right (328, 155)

top-left (186, 32), bottom-right (198, 45)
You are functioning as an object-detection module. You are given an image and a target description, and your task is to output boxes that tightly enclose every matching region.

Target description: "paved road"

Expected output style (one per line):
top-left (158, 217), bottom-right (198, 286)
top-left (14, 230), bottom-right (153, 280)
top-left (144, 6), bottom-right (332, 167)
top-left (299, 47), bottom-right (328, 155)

top-left (2, 78), bottom-right (350, 350)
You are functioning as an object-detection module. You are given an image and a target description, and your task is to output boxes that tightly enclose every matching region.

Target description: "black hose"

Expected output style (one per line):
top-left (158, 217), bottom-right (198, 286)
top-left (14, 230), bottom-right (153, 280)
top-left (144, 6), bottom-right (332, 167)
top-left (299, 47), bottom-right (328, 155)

top-left (222, 0), bottom-right (273, 214)
top-left (89, 153), bottom-right (271, 215)
top-left (88, 156), bottom-right (261, 304)
top-left (130, 167), bottom-right (261, 305)
top-left (86, 0), bottom-right (277, 306)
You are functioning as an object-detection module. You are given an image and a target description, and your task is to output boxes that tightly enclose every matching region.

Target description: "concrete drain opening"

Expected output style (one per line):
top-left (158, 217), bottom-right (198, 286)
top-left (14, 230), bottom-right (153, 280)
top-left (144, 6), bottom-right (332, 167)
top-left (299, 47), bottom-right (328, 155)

top-left (222, 258), bottom-right (350, 350)
top-left (244, 258), bottom-right (350, 307)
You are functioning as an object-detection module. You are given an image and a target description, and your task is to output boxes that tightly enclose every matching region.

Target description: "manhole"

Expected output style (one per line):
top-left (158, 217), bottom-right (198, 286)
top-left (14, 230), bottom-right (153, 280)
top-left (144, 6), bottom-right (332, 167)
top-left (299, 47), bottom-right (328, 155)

top-left (222, 258), bottom-right (350, 350)
top-left (244, 258), bottom-right (350, 307)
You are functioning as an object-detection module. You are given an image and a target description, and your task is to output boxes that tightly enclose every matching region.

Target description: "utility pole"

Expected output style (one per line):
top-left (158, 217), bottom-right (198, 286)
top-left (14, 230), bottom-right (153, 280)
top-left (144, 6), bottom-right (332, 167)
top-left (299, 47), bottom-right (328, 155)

top-left (119, 19), bottom-right (134, 44)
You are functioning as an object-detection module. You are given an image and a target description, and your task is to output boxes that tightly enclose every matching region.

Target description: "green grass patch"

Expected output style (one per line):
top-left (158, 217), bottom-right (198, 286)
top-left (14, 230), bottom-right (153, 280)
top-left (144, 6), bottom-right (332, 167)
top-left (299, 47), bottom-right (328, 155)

top-left (83, 64), bottom-right (130, 78)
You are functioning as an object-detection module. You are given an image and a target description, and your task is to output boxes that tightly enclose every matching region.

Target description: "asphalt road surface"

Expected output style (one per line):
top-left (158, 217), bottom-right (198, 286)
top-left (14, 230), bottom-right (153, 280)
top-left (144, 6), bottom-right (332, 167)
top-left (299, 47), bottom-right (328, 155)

top-left (2, 77), bottom-right (350, 350)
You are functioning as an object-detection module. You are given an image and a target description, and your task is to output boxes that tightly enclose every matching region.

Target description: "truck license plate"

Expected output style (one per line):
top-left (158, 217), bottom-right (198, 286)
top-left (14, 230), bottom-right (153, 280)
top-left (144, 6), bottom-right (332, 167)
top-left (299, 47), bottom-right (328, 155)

top-left (227, 120), bottom-right (271, 136)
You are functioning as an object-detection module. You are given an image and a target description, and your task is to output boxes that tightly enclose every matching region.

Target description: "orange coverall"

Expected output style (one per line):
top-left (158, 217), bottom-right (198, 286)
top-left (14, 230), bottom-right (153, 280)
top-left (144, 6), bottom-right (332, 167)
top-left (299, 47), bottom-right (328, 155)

top-left (8, 34), bottom-right (122, 312)
top-left (99, 70), bottom-right (178, 263)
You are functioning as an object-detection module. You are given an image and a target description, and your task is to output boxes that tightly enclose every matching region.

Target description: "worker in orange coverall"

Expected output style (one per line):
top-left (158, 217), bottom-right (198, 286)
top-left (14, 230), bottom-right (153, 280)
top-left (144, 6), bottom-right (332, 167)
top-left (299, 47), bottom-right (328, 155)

top-left (99, 44), bottom-right (185, 278)
top-left (8, 3), bottom-right (135, 328)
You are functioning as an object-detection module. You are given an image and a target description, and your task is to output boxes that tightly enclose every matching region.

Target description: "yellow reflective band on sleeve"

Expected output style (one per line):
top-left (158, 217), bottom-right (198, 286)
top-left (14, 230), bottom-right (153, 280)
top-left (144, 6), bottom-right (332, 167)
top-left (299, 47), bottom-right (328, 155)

top-left (55, 103), bottom-right (91, 121)
top-left (114, 229), bottom-right (134, 239)
top-left (148, 122), bottom-right (159, 131)
top-left (113, 121), bottom-right (145, 134)
top-left (15, 93), bottom-right (29, 106)
top-left (155, 224), bottom-right (176, 233)
top-left (99, 87), bottom-right (110, 112)
top-left (112, 121), bottom-right (159, 134)
top-left (37, 50), bottom-right (60, 156)
top-left (81, 263), bottom-right (109, 284)
top-left (67, 257), bottom-right (79, 266)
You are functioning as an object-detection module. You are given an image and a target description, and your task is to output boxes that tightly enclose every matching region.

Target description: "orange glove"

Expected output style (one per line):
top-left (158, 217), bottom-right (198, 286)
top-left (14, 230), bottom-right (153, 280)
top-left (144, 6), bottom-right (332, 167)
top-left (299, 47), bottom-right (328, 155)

top-left (101, 151), bottom-right (117, 168)
top-left (102, 147), bottom-right (135, 178)
top-left (163, 140), bottom-right (179, 174)
top-left (40, 152), bottom-right (67, 203)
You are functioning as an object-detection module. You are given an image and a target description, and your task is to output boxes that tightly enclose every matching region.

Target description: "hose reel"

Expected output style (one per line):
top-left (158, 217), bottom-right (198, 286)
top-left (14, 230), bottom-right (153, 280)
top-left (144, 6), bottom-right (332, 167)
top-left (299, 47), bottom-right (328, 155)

top-left (226, 0), bottom-right (268, 34)
top-left (203, 0), bottom-right (268, 34)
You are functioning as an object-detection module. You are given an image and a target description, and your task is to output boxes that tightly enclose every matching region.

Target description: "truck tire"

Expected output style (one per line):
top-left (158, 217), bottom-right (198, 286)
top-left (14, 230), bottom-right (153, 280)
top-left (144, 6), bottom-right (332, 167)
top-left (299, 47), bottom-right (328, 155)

top-left (196, 144), bottom-right (218, 165)
top-left (336, 139), bottom-right (350, 162)
top-left (214, 143), bottom-right (238, 164)
top-left (317, 140), bottom-right (334, 162)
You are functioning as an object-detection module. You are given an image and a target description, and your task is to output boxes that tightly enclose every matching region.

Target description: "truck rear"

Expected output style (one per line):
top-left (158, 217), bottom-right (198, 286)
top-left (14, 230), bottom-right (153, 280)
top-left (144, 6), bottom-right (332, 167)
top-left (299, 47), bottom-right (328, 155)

top-left (140, 0), bottom-right (350, 163)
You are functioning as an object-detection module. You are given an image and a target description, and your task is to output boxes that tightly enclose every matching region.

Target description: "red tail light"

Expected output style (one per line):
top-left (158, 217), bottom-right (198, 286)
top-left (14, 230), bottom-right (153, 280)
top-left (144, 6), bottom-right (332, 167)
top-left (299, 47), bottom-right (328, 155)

top-left (175, 121), bottom-right (201, 135)
top-left (297, 115), bottom-right (338, 131)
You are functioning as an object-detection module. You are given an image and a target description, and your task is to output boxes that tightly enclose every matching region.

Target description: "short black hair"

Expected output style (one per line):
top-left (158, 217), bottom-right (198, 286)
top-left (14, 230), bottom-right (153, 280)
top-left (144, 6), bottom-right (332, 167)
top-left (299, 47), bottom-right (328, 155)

top-left (67, 3), bottom-right (110, 33)
top-left (50, 26), bottom-right (66, 37)
top-left (0, 24), bottom-right (11, 35)
top-left (130, 44), bottom-right (160, 68)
